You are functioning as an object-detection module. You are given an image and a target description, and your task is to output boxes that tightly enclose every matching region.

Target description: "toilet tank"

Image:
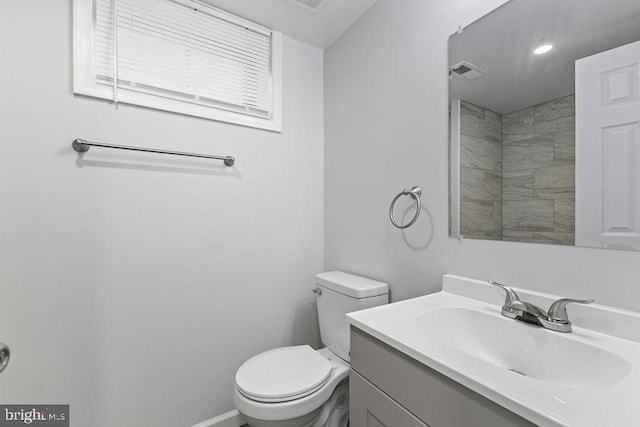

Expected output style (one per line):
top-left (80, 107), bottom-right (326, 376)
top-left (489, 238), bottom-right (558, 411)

top-left (315, 271), bottom-right (388, 362)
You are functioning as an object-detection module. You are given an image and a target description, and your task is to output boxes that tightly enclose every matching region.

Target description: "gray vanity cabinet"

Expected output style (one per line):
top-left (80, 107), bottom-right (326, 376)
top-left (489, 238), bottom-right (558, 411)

top-left (350, 369), bottom-right (427, 427)
top-left (349, 327), bottom-right (536, 427)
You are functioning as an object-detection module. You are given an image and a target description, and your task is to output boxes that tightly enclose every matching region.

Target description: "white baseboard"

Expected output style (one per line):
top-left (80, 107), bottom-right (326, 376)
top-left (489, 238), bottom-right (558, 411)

top-left (192, 409), bottom-right (245, 427)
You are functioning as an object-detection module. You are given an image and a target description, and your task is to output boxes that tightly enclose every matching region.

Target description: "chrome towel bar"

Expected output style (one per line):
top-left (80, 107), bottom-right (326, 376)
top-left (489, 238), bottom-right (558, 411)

top-left (389, 186), bottom-right (422, 229)
top-left (72, 138), bottom-right (235, 167)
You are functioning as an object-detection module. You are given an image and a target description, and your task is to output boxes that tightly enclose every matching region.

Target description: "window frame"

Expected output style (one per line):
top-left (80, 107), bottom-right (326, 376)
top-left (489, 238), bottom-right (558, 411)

top-left (72, 0), bottom-right (283, 132)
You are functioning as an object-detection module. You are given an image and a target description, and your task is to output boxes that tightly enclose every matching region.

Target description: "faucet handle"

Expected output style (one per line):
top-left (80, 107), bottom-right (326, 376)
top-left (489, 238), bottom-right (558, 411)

top-left (487, 280), bottom-right (520, 306)
top-left (488, 280), bottom-right (523, 319)
top-left (547, 298), bottom-right (595, 323)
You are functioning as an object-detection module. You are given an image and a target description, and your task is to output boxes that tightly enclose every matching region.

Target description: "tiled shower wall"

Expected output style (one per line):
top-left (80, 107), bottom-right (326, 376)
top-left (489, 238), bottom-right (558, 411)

top-left (459, 102), bottom-right (503, 240)
top-left (501, 95), bottom-right (575, 245)
top-left (459, 95), bottom-right (575, 245)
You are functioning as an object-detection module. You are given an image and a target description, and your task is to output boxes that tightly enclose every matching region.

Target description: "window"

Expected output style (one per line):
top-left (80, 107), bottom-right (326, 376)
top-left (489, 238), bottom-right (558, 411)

top-left (73, 0), bottom-right (282, 131)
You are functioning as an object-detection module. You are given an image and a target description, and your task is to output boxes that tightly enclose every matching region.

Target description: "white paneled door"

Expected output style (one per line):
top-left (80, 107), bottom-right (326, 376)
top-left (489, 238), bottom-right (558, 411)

top-left (576, 40), bottom-right (640, 249)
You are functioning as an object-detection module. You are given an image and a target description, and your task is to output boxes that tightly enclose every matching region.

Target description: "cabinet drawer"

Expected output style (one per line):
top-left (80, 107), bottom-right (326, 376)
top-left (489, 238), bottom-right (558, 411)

top-left (350, 369), bottom-right (428, 427)
top-left (350, 326), bottom-right (535, 427)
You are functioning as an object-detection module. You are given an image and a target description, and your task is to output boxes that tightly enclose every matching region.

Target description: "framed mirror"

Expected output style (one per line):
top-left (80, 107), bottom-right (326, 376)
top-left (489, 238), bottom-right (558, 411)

top-left (449, 0), bottom-right (640, 250)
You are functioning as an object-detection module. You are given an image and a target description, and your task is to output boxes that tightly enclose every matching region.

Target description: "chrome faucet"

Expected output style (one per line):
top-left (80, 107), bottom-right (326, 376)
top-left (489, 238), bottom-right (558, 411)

top-left (488, 280), bottom-right (594, 333)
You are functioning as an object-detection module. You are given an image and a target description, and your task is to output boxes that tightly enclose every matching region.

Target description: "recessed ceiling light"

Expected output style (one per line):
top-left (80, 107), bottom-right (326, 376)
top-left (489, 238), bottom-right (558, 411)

top-left (534, 44), bottom-right (553, 55)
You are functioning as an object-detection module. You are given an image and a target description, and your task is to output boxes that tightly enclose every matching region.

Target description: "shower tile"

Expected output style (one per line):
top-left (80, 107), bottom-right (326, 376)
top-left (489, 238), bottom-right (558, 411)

top-left (503, 170), bottom-right (534, 200)
top-left (554, 199), bottom-right (575, 233)
top-left (534, 95), bottom-right (575, 123)
top-left (461, 200), bottom-right (497, 232)
top-left (534, 164), bottom-right (575, 199)
top-left (503, 107), bottom-right (534, 143)
top-left (503, 200), bottom-right (554, 231)
top-left (461, 101), bottom-right (484, 116)
top-left (503, 231), bottom-right (534, 242)
top-left (535, 95), bottom-right (574, 136)
top-left (485, 109), bottom-right (502, 143)
top-left (460, 102), bottom-right (485, 139)
top-left (460, 135), bottom-right (501, 171)
top-left (493, 201), bottom-right (502, 235)
top-left (463, 230), bottom-right (503, 240)
top-left (535, 114), bottom-right (575, 137)
top-left (554, 130), bottom-right (575, 165)
top-left (460, 167), bottom-right (486, 200)
top-left (491, 95), bottom-right (575, 242)
top-left (487, 171), bottom-right (502, 200)
top-left (533, 231), bottom-right (575, 246)
top-left (503, 137), bottom-right (554, 172)
top-left (494, 138), bottom-right (503, 172)
top-left (534, 188), bottom-right (574, 199)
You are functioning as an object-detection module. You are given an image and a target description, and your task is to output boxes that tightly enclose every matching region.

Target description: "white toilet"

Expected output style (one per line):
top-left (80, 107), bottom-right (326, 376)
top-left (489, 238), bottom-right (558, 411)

top-left (233, 271), bottom-right (389, 427)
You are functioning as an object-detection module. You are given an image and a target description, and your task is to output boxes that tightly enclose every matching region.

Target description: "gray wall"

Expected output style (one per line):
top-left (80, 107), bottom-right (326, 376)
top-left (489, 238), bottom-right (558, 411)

top-left (3, 1), bottom-right (640, 425)
top-left (324, 0), bottom-right (640, 311)
top-left (0, 1), bottom-right (323, 426)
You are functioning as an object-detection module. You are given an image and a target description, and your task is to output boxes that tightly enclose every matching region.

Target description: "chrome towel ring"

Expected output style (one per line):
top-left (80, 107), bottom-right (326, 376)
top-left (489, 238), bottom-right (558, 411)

top-left (389, 186), bottom-right (422, 229)
top-left (0, 343), bottom-right (9, 374)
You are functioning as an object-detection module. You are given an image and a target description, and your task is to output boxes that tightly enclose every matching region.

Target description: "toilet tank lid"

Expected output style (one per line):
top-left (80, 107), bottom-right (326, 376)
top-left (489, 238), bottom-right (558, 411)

top-left (315, 271), bottom-right (388, 298)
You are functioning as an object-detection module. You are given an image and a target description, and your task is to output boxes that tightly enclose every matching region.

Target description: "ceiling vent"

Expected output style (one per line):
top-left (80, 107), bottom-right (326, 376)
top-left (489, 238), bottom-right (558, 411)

top-left (450, 61), bottom-right (488, 80)
top-left (292, 0), bottom-right (324, 10)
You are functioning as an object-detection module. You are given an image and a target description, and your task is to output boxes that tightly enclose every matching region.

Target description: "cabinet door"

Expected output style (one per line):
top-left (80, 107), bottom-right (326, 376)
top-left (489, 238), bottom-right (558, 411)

top-left (350, 369), bottom-right (428, 427)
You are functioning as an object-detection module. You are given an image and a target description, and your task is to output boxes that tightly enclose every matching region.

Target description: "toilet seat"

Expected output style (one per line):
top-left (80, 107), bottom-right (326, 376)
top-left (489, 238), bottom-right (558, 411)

top-left (235, 345), bottom-right (333, 403)
top-left (233, 347), bottom-right (350, 424)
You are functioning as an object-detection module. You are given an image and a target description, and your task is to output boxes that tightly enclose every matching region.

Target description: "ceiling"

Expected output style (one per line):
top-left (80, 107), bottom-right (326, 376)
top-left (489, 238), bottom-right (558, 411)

top-left (200, 0), bottom-right (379, 49)
top-left (449, 0), bottom-right (640, 114)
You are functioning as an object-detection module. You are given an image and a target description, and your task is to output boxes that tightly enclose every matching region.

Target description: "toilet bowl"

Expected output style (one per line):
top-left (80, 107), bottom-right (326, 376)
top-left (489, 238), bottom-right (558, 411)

top-left (233, 347), bottom-right (349, 427)
top-left (233, 271), bottom-right (389, 427)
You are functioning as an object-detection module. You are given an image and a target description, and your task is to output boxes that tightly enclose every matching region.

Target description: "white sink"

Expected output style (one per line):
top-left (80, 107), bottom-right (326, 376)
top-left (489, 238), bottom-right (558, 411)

top-left (346, 274), bottom-right (640, 427)
top-left (415, 306), bottom-right (631, 389)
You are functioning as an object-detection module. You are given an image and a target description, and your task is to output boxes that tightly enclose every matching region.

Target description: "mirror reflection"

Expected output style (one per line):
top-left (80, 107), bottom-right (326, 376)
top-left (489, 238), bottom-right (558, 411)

top-left (449, 0), bottom-right (640, 249)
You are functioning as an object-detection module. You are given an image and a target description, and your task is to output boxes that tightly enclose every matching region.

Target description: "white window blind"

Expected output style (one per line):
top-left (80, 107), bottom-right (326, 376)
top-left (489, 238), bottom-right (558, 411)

top-left (74, 0), bottom-right (282, 131)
